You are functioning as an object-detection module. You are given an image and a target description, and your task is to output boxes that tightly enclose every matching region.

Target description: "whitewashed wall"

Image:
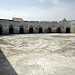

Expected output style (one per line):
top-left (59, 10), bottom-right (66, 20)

top-left (0, 19), bottom-right (74, 35)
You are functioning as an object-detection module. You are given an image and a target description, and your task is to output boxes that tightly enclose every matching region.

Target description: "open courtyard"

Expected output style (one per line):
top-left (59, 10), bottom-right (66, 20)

top-left (0, 34), bottom-right (75, 75)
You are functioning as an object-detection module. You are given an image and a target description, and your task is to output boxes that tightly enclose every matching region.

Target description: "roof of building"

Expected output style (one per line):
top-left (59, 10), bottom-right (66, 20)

top-left (0, 19), bottom-right (13, 21)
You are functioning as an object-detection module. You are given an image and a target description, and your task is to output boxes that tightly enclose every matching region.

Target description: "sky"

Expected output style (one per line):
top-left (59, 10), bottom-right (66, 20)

top-left (0, 0), bottom-right (75, 21)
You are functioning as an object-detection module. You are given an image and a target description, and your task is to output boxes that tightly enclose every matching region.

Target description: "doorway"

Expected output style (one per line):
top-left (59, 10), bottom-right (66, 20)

top-left (19, 27), bottom-right (24, 34)
top-left (66, 28), bottom-right (70, 33)
top-left (0, 26), bottom-right (2, 35)
top-left (57, 28), bottom-right (61, 33)
top-left (29, 26), bottom-right (33, 33)
top-left (48, 28), bottom-right (51, 33)
top-left (39, 28), bottom-right (42, 33)
top-left (9, 25), bottom-right (14, 34)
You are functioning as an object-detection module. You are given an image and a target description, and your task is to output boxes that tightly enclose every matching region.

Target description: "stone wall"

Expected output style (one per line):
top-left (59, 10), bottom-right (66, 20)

top-left (0, 18), bottom-right (74, 35)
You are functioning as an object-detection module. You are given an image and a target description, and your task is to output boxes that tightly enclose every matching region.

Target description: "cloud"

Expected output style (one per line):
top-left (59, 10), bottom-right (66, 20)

top-left (38, 0), bottom-right (59, 5)
top-left (0, 0), bottom-right (75, 21)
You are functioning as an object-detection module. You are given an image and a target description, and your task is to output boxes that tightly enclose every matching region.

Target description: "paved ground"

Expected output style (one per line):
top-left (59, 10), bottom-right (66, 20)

top-left (0, 34), bottom-right (75, 75)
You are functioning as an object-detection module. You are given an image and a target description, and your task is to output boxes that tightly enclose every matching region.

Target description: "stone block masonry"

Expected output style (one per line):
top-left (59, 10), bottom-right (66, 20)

top-left (0, 18), bottom-right (75, 35)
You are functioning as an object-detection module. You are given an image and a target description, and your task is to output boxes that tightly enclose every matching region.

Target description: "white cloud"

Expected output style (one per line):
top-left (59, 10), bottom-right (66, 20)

top-left (38, 0), bottom-right (59, 4)
top-left (0, 0), bottom-right (75, 21)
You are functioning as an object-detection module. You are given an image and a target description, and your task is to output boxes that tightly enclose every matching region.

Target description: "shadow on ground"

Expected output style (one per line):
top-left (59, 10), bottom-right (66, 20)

top-left (0, 48), bottom-right (17, 75)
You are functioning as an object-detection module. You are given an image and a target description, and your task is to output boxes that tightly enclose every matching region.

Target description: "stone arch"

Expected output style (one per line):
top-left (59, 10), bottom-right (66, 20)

top-left (57, 27), bottom-right (61, 33)
top-left (0, 25), bottom-right (2, 35)
top-left (39, 26), bottom-right (42, 33)
top-left (66, 27), bottom-right (70, 33)
top-left (29, 26), bottom-right (33, 33)
top-left (19, 26), bottom-right (24, 34)
top-left (9, 25), bottom-right (14, 34)
top-left (47, 28), bottom-right (51, 33)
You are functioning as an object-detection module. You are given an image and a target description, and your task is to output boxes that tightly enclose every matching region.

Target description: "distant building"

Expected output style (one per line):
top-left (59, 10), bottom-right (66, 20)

top-left (12, 18), bottom-right (24, 22)
top-left (0, 18), bottom-right (75, 35)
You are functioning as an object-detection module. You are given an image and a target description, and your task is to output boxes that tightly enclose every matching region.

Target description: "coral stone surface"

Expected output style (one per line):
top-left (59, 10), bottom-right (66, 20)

top-left (0, 34), bottom-right (75, 75)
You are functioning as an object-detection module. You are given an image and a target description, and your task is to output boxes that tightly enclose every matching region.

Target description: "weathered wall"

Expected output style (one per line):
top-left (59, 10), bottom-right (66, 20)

top-left (0, 19), bottom-right (74, 35)
top-left (70, 20), bottom-right (75, 33)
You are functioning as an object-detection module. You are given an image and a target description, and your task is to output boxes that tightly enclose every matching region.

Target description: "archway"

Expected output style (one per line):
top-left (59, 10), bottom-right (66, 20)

top-left (66, 28), bottom-right (70, 33)
top-left (47, 28), bottom-right (51, 33)
top-left (29, 26), bottom-right (33, 33)
top-left (9, 25), bottom-right (14, 34)
top-left (0, 25), bottom-right (2, 35)
top-left (39, 28), bottom-right (42, 33)
top-left (57, 27), bottom-right (61, 33)
top-left (19, 27), bottom-right (24, 34)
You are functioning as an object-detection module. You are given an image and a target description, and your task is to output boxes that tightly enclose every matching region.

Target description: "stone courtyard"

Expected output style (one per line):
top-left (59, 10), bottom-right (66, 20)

top-left (0, 34), bottom-right (75, 75)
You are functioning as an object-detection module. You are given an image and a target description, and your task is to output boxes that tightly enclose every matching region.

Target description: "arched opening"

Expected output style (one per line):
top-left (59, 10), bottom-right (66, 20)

top-left (57, 27), bottom-right (61, 33)
top-left (19, 27), bottom-right (24, 34)
top-left (9, 25), bottom-right (14, 34)
top-left (66, 28), bottom-right (70, 33)
top-left (29, 26), bottom-right (33, 33)
top-left (0, 25), bottom-right (2, 35)
top-left (47, 28), bottom-right (51, 33)
top-left (39, 28), bottom-right (42, 33)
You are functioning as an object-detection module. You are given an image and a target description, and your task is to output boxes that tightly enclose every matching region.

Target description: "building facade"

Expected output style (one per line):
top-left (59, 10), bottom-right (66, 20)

top-left (0, 18), bottom-right (75, 35)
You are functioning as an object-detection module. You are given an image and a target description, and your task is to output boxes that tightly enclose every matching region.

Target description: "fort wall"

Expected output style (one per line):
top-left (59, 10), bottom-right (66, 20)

top-left (0, 18), bottom-right (74, 35)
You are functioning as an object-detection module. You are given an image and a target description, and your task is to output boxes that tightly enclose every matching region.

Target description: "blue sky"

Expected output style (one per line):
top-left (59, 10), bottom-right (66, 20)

top-left (0, 0), bottom-right (75, 21)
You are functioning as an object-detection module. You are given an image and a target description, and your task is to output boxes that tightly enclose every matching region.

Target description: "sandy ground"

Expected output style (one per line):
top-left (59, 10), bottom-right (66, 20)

top-left (0, 34), bottom-right (75, 75)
